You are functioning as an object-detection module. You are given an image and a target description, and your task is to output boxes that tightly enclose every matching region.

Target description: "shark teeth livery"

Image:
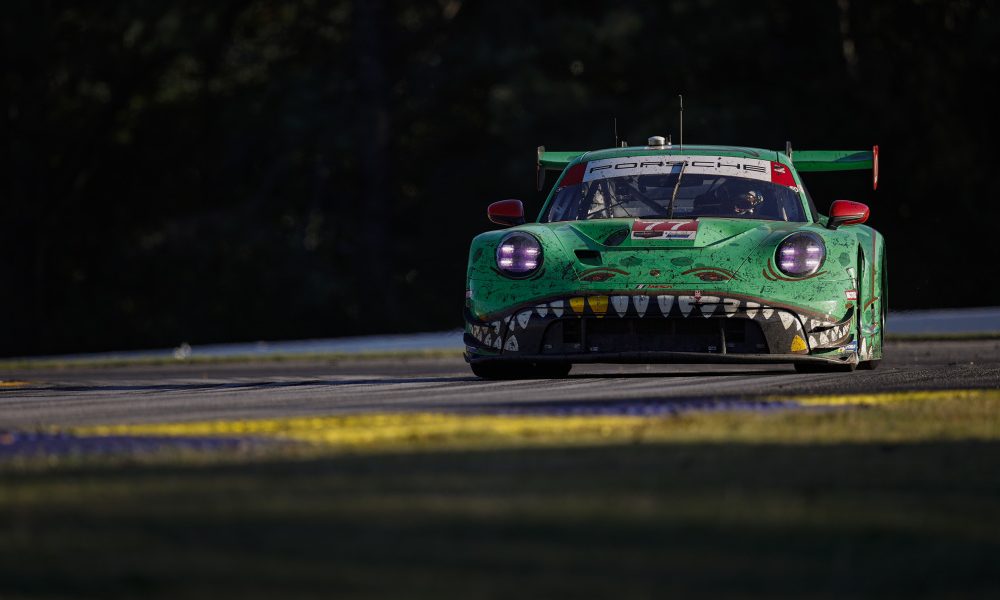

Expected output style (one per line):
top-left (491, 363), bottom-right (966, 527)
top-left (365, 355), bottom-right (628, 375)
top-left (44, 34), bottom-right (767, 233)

top-left (465, 142), bottom-right (886, 377)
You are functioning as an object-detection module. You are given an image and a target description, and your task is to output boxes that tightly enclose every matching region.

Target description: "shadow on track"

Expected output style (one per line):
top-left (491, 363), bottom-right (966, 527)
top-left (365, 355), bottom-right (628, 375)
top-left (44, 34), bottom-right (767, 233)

top-left (448, 394), bottom-right (802, 416)
top-left (21, 377), bottom-right (475, 394)
top-left (561, 368), bottom-right (794, 379)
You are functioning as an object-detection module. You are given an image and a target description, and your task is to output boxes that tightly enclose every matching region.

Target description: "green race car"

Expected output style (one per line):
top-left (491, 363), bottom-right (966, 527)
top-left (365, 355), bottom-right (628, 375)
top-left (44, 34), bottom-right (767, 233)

top-left (464, 137), bottom-right (885, 379)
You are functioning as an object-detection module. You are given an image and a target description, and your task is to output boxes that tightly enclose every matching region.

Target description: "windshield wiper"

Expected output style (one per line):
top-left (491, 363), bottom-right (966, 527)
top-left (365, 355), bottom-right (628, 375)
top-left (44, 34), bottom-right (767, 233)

top-left (666, 162), bottom-right (687, 219)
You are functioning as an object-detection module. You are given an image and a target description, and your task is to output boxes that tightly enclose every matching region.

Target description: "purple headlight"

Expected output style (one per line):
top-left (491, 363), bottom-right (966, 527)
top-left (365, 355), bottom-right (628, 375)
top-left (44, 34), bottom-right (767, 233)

top-left (496, 232), bottom-right (543, 276)
top-left (775, 232), bottom-right (825, 277)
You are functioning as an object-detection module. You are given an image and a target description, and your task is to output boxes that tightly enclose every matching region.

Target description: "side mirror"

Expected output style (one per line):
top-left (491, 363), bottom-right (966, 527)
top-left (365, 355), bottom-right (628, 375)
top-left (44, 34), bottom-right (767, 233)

top-left (488, 199), bottom-right (526, 227)
top-left (827, 199), bottom-right (870, 230)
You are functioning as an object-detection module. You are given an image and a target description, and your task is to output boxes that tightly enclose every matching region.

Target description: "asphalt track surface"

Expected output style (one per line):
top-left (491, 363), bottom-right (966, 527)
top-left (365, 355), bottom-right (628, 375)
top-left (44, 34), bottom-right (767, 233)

top-left (1, 339), bottom-right (998, 429)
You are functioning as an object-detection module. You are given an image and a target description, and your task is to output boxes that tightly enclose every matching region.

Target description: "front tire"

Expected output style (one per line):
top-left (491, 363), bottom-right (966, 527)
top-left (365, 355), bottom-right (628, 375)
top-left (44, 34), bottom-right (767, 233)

top-left (794, 361), bottom-right (856, 373)
top-left (471, 361), bottom-right (572, 380)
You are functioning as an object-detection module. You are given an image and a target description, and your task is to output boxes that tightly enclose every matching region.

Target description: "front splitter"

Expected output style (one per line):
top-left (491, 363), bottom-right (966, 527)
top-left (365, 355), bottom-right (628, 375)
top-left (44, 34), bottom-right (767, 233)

top-left (465, 350), bottom-right (858, 366)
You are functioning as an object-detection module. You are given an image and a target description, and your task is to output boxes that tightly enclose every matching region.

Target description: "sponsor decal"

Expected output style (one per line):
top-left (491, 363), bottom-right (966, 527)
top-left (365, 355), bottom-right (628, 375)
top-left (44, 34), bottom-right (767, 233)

top-left (845, 289), bottom-right (858, 300)
top-left (635, 284), bottom-right (673, 289)
top-left (632, 219), bottom-right (699, 240)
top-left (844, 340), bottom-right (858, 352)
top-left (770, 161), bottom-right (797, 188)
top-left (582, 155), bottom-right (799, 190)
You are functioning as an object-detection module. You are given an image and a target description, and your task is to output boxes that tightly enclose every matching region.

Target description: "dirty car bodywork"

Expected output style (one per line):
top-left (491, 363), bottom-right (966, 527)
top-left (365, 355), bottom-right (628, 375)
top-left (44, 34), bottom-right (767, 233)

top-left (464, 143), bottom-right (885, 377)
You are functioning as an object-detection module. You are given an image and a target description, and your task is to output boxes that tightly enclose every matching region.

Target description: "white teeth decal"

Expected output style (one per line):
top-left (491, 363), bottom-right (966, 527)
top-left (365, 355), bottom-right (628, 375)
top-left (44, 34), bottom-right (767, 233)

top-left (658, 295), bottom-right (676, 316)
top-left (504, 335), bottom-right (519, 351)
top-left (745, 302), bottom-right (759, 319)
top-left (517, 311), bottom-right (531, 330)
top-left (633, 295), bottom-right (650, 316)
top-left (492, 321), bottom-right (501, 333)
top-left (860, 337), bottom-right (868, 358)
top-left (611, 296), bottom-right (630, 316)
top-left (535, 305), bottom-right (549, 318)
top-left (678, 296), bottom-right (696, 317)
top-left (820, 331), bottom-right (830, 346)
top-left (483, 334), bottom-right (492, 346)
top-left (550, 300), bottom-right (564, 318)
top-left (778, 312), bottom-right (795, 330)
top-left (492, 336), bottom-right (502, 349)
top-left (699, 296), bottom-right (721, 318)
top-left (723, 298), bottom-right (740, 317)
top-left (762, 308), bottom-right (774, 320)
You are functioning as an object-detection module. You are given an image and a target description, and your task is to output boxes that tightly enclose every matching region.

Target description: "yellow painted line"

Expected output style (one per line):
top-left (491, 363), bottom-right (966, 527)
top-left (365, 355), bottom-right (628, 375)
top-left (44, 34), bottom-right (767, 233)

top-left (61, 389), bottom-right (1000, 452)
top-left (774, 388), bottom-right (1000, 407)
top-left (72, 413), bottom-right (650, 447)
top-left (0, 380), bottom-right (30, 388)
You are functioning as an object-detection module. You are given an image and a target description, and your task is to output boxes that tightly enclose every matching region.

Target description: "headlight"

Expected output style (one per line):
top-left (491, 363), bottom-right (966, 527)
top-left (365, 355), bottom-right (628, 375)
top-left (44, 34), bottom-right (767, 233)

top-left (496, 232), bottom-right (542, 277)
top-left (775, 232), bottom-right (825, 277)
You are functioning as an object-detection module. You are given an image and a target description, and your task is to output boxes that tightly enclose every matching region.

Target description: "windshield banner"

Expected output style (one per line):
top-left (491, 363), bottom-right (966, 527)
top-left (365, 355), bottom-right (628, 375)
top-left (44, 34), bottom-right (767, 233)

top-left (582, 155), bottom-right (797, 189)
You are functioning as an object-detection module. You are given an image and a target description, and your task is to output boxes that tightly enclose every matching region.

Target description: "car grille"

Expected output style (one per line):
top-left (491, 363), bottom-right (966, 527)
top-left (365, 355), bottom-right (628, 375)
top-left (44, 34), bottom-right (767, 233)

top-left (539, 317), bottom-right (769, 355)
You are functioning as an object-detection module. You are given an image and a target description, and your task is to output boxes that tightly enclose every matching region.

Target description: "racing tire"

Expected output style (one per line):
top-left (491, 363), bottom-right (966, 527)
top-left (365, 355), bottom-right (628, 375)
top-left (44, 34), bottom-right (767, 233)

top-left (794, 361), bottom-right (856, 373)
top-left (471, 361), bottom-right (572, 380)
top-left (470, 362), bottom-right (516, 380)
top-left (533, 362), bottom-right (573, 379)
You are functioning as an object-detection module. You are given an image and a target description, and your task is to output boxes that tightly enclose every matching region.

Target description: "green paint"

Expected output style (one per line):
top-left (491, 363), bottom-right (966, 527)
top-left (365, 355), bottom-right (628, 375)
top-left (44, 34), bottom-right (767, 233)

top-left (471, 144), bottom-right (886, 364)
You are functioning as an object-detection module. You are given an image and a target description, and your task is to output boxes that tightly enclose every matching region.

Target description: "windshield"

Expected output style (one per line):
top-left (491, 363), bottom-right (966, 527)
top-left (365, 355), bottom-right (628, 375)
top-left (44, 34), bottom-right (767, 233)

top-left (543, 156), bottom-right (807, 223)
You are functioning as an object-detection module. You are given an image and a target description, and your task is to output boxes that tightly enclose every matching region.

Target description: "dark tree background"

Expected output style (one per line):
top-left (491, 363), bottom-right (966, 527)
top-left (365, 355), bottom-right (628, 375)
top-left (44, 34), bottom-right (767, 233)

top-left (2, 0), bottom-right (998, 357)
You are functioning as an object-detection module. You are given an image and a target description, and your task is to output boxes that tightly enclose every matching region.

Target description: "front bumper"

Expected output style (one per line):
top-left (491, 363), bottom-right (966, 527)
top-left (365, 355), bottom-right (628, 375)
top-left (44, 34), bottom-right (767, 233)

top-left (464, 292), bottom-right (858, 366)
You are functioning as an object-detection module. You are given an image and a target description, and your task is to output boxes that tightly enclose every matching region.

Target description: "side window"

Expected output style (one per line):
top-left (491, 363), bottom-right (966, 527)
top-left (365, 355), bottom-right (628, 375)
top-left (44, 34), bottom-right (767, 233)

top-left (547, 183), bottom-right (582, 222)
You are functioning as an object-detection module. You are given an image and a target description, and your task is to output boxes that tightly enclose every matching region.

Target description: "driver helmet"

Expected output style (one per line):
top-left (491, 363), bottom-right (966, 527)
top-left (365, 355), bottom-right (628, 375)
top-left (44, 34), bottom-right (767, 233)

top-left (719, 179), bottom-right (765, 216)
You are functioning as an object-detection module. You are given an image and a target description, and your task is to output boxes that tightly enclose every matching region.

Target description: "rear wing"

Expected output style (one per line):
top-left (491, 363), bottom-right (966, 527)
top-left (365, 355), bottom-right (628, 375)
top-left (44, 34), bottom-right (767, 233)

top-left (792, 145), bottom-right (879, 190)
top-left (536, 144), bottom-right (881, 190)
top-left (536, 146), bottom-right (584, 190)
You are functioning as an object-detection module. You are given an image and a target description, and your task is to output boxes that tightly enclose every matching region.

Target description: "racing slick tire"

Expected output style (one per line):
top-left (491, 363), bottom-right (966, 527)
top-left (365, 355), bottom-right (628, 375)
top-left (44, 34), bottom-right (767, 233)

top-left (794, 361), bottom-right (856, 373)
top-left (471, 361), bottom-right (572, 380)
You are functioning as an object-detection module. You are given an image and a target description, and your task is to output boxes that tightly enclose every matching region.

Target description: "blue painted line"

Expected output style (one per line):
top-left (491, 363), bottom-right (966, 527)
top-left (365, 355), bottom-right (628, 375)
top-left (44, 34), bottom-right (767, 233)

top-left (0, 431), bottom-right (279, 459)
top-left (483, 397), bottom-right (807, 417)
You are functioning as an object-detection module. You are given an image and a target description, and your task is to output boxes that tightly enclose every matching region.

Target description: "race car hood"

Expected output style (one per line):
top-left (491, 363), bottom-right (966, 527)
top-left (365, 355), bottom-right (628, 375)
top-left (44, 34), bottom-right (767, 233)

top-left (554, 217), bottom-right (775, 249)
top-left (535, 217), bottom-right (804, 283)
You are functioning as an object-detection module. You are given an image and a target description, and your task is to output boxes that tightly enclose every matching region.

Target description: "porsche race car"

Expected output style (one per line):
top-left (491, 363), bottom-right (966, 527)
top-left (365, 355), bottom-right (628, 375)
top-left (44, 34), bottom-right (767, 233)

top-left (464, 137), bottom-right (885, 379)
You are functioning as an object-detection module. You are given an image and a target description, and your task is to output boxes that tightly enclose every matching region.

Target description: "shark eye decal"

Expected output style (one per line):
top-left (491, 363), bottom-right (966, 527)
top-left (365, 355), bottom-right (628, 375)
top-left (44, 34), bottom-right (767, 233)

top-left (496, 232), bottom-right (543, 277)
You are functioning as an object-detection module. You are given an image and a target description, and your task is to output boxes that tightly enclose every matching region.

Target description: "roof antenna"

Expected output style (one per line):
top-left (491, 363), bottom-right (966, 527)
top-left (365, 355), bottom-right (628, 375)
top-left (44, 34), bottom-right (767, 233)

top-left (612, 117), bottom-right (618, 148)
top-left (678, 94), bottom-right (684, 150)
